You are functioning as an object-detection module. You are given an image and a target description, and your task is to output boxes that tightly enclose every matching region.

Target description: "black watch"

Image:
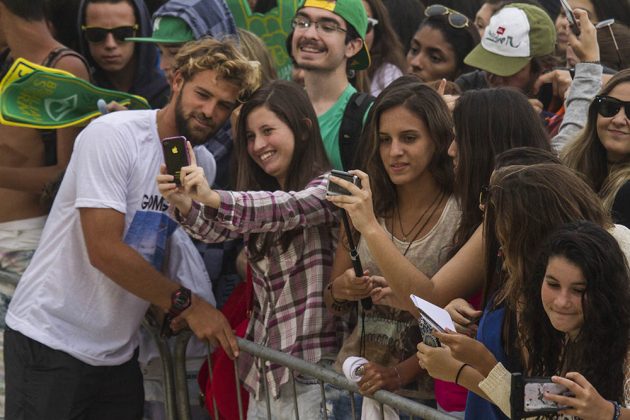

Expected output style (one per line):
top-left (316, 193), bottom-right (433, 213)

top-left (160, 287), bottom-right (191, 338)
top-left (168, 287), bottom-right (192, 317)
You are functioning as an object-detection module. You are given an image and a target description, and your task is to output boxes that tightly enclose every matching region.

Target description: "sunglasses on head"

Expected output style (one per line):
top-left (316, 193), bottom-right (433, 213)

top-left (594, 95), bottom-right (630, 118)
top-left (425, 4), bottom-right (469, 29)
top-left (367, 17), bottom-right (378, 34)
top-left (81, 25), bottom-right (138, 43)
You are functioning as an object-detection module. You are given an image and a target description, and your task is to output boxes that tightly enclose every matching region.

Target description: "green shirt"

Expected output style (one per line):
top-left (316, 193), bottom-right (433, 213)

top-left (317, 84), bottom-right (357, 170)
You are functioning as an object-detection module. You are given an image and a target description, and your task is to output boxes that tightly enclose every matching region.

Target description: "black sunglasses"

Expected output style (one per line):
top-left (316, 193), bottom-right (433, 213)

top-left (594, 95), bottom-right (630, 118)
top-left (81, 25), bottom-right (138, 43)
top-left (425, 4), bottom-right (469, 29)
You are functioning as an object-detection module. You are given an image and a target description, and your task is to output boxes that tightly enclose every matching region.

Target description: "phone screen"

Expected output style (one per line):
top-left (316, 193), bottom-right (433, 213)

top-left (161, 136), bottom-right (190, 185)
top-left (524, 382), bottom-right (570, 412)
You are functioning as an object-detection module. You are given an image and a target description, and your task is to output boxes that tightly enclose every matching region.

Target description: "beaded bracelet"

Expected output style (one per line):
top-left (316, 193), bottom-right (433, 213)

top-left (327, 282), bottom-right (346, 304)
top-left (610, 400), bottom-right (621, 420)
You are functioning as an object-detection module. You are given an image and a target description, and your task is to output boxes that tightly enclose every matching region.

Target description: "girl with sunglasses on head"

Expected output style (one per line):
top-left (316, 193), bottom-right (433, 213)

top-left (563, 68), bottom-right (630, 228)
top-left (157, 80), bottom-right (342, 420)
top-left (417, 163), bottom-right (630, 420)
top-left (406, 4), bottom-right (480, 83)
top-left (353, 0), bottom-right (407, 96)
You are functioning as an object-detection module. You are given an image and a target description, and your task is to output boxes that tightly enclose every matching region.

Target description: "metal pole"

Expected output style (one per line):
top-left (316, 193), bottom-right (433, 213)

top-left (236, 338), bottom-right (456, 420)
top-left (206, 344), bottom-right (220, 420)
top-left (174, 332), bottom-right (192, 420)
top-left (233, 357), bottom-right (245, 420)
top-left (143, 315), bottom-right (177, 420)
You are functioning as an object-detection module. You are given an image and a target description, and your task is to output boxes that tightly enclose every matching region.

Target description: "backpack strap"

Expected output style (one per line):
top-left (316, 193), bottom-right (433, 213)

top-left (339, 91), bottom-right (374, 170)
top-left (42, 47), bottom-right (89, 70)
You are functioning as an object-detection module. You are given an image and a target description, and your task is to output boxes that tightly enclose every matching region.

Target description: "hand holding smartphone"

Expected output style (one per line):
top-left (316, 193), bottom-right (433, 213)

top-left (559, 0), bottom-right (581, 36)
top-left (161, 136), bottom-right (190, 185)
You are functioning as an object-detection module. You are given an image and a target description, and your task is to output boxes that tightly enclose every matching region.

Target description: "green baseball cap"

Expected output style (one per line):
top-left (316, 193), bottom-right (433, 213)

top-left (464, 3), bottom-right (555, 77)
top-left (126, 16), bottom-right (194, 44)
top-left (298, 0), bottom-right (371, 70)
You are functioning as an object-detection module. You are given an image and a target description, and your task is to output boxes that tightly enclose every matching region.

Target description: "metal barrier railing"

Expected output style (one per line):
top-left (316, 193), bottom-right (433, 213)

top-left (199, 337), bottom-right (458, 420)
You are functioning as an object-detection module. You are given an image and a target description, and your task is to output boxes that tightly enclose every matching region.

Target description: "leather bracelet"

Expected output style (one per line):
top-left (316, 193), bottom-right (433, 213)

top-left (327, 282), bottom-right (346, 304)
top-left (455, 363), bottom-right (469, 385)
top-left (610, 400), bottom-right (621, 420)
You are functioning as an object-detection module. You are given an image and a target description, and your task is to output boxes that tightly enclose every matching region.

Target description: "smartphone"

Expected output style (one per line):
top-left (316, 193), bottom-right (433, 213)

top-left (326, 169), bottom-right (362, 196)
top-left (161, 136), bottom-right (190, 185)
top-left (511, 373), bottom-right (573, 418)
top-left (559, 0), bottom-right (581, 36)
top-left (417, 308), bottom-right (445, 347)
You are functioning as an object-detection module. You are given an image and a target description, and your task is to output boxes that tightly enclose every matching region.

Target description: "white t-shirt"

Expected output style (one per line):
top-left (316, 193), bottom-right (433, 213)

top-left (6, 110), bottom-right (181, 366)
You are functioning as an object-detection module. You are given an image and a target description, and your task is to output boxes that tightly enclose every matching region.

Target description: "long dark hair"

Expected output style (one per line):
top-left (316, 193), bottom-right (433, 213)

top-left (521, 221), bottom-right (630, 403)
top-left (451, 88), bottom-right (550, 254)
top-left (360, 75), bottom-right (454, 218)
top-left (482, 164), bottom-right (610, 363)
top-left (233, 80), bottom-right (331, 260)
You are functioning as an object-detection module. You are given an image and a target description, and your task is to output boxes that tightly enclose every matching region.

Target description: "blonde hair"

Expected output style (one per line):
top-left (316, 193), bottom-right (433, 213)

top-left (173, 36), bottom-right (262, 102)
top-left (236, 28), bottom-right (277, 85)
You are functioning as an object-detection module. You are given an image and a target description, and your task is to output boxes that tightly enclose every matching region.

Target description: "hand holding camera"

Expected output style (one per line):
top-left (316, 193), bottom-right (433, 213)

top-left (325, 169), bottom-right (379, 236)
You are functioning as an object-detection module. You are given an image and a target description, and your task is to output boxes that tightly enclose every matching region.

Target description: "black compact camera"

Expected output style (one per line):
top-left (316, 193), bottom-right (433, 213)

top-left (326, 169), bottom-right (361, 196)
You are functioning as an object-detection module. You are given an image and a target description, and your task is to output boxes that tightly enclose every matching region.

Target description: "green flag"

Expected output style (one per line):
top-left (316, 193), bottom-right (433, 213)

top-left (226, 0), bottom-right (300, 80)
top-left (0, 58), bottom-right (150, 129)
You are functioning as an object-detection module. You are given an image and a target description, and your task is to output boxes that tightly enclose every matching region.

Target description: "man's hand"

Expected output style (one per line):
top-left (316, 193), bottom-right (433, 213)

top-left (172, 294), bottom-right (239, 359)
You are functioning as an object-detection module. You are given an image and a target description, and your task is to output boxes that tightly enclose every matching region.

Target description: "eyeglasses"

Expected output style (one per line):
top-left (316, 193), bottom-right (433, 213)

top-left (81, 25), bottom-right (138, 43)
top-left (367, 17), bottom-right (378, 34)
top-left (594, 95), bottom-right (630, 118)
top-left (292, 16), bottom-right (347, 35)
top-left (479, 185), bottom-right (490, 210)
top-left (595, 19), bottom-right (623, 69)
top-left (425, 4), bottom-right (469, 29)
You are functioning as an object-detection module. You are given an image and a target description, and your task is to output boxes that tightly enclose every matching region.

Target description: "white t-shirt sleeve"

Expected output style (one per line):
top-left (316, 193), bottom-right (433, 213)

top-left (72, 120), bottom-right (134, 213)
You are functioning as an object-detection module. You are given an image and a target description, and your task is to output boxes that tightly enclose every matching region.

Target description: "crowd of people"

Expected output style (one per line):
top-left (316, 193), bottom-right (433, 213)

top-left (0, 0), bottom-right (630, 419)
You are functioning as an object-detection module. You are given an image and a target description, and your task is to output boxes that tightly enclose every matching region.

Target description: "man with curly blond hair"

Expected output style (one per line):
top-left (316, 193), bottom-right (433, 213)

top-left (4, 37), bottom-right (260, 419)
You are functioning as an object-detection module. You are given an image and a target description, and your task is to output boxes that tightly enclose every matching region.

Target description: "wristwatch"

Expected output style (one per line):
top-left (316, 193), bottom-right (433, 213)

top-left (160, 287), bottom-right (192, 338)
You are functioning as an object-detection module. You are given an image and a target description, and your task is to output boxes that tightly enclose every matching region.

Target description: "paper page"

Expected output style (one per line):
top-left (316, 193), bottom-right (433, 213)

top-left (410, 294), bottom-right (456, 332)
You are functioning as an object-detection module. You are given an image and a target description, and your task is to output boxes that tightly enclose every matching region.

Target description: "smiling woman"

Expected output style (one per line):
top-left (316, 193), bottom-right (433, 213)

top-left (563, 69), bottom-right (630, 228)
top-left (157, 80), bottom-right (341, 420)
